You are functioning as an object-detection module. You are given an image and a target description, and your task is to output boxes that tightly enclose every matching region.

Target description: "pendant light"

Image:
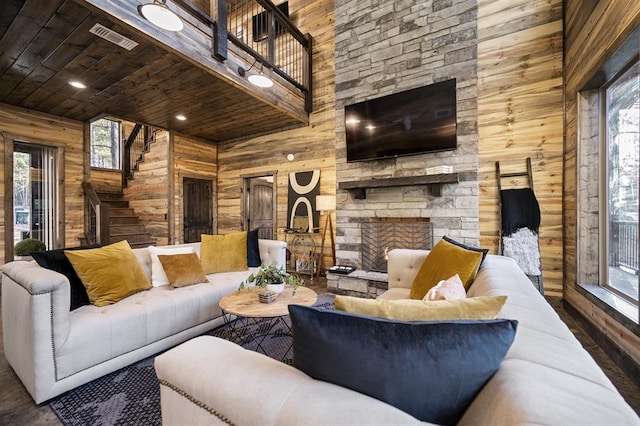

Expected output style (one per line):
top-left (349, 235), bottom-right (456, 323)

top-left (138, 0), bottom-right (184, 32)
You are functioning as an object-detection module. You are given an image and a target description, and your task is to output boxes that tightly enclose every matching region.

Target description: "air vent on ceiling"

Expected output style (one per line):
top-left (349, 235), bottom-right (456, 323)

top-left (89, 23), bottom-right (139, 51)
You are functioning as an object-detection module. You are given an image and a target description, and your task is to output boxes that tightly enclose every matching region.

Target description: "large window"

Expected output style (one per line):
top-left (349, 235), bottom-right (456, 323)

top-left (604, 61), bottom-right (640, 303)
top-left (90, 118), bottom-right (121, 169)
top-left (13, 143), bottom-right (59, 251)
top-left (577, 57), bottom-right (640, 319)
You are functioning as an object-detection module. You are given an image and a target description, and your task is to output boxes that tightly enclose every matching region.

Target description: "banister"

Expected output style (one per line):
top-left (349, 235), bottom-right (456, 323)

top-left (82, 182), bottom-right (110, 245)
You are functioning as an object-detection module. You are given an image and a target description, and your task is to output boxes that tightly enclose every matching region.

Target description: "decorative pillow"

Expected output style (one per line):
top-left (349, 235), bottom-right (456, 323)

top-left (148, 245), bottom-right (195, 287)
top-left (200, 232), bottom-right (248, 274)
top-left (65, 240), bottom-right (152, 307)
top-left (289, 305), bottom-right (518, 425)
top-left (32, 244), bottom-right (100, 311)
top-left (424, 273), bottom-right (467, 301)
top-left (247, 229), bottom-right (262, 267)
top-left (443, 235), bottom-right (490, 265)
top-left (334, 295), bottom-right (507, 321)
top-left (157, 253), bottom-right (208, 288)
top-left (409, 238), bottom-right (483, 299)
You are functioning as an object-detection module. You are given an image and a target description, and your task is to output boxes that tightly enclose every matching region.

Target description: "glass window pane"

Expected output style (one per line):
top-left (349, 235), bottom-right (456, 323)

top-left (606, 61), bottom-right (640, 302)
top-left (90, 118), bottom-right (121, 169)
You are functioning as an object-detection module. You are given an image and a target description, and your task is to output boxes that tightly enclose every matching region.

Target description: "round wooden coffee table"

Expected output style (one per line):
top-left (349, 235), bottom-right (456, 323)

top-left (219, 286), bottom-right (317, 362)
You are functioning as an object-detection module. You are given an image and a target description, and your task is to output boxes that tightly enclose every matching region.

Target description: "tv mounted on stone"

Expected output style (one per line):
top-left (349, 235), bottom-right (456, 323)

top-left (345, 79), bottom-right (458, 162)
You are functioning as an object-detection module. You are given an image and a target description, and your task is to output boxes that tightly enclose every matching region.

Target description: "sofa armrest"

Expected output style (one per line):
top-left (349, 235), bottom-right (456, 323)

top-left (1, 261), bottom-right (72, 402)
top-left (258, 239), bottom-right (287, 269)
top-left (155, 336), bottom-right (424, 425)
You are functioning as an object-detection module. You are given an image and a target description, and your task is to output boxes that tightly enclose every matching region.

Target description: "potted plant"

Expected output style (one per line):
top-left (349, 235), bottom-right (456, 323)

top-left (239, 263), bottom-right (304, 295)
top-left (14, 238), bottom-right (46, 261)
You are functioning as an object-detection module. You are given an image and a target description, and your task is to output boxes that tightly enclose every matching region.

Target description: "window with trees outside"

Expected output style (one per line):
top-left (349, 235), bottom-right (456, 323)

top-left (604, 60), bottom-right (640, 304)
top-left (90, 118), bottom-right (121, 169)
top-left (577, 56), bottom-right (640, 322)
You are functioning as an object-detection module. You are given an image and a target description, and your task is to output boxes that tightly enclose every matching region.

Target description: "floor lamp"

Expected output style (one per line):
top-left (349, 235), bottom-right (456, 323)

top-left (316, 195), bottom-right (336, 277)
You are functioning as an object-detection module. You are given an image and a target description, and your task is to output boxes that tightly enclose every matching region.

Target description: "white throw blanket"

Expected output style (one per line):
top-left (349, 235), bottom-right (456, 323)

top-left (502, 227), bottom-right (541, 276)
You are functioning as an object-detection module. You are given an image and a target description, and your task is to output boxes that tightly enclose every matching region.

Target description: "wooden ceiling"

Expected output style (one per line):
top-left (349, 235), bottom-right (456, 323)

top-left (0, 0), bottom-right (307, 143)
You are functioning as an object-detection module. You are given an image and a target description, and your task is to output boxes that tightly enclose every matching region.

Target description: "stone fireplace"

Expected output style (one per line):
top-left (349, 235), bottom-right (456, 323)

top-left (333, 0), bottom-right (481, 279)
top-left (361, 218), bottom-right (432, 272)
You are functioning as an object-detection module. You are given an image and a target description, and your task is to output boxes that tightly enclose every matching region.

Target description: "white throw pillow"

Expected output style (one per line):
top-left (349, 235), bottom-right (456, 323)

top-left (148, 246), bottom-right (195, 287)
top-left (424, 274), bottom-right (467, 301)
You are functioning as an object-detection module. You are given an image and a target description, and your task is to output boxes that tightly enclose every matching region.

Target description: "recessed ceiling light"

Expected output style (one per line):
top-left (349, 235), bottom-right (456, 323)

top-left (69, 81), bottom-right (87, 89)
top-left (176, 114), bottom-right (187, 121)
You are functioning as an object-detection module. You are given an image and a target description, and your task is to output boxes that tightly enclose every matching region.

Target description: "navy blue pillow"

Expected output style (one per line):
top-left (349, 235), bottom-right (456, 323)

top-left (443, 235), bottom-right (489, 265)
top-left (32, 245), bottom-right (100, 311)
top-left (247, 229), bottom-right (262, 267)
top-left (289, 305), bottom-right (517, 425)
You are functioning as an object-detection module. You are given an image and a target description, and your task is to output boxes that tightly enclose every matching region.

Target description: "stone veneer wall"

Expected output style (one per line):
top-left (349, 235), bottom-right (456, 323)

top-left (334, 0), bottom-right (479, 268)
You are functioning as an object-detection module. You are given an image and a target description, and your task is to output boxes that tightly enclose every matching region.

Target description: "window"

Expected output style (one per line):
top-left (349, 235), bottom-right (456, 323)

top-left (13, 143), bottom-right (59, 251)
top-left (604, 61), bottom-right (640, 303)
top-left (577, 57), bottom-right (640, 320)
top-left (90, 118), bottom-right (121, 169)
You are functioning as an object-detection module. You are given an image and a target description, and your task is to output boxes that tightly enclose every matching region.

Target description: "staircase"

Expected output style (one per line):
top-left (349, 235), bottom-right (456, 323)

top-left (93, 190), bottom-right (155, 248)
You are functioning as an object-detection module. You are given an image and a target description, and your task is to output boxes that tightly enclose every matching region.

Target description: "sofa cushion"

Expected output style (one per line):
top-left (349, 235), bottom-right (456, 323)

top-left (201, 232), bottom-right (248, 274)
top-left (334, 294), bottom-right (507, 321)
top-left (247, 229), bottom-right (262, 267)
top-left (158, 253), bottom-right (208, 288)
top-left (65, 240), bottom-right (152, 307)
top-left (31, 244), bottom-right (100, 311)
top-left (443, 235), bottom-right (489, 265)
top-left (148, 245), bottom-right (195, 287)
top-left (410, 238), bottom-right (483, 299)
top-left (289, 305), bottom-right (518, 425)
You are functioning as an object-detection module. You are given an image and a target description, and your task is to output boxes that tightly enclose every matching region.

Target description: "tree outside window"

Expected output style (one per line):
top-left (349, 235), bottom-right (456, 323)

top-left (91, 118), bottom-right (121, 169)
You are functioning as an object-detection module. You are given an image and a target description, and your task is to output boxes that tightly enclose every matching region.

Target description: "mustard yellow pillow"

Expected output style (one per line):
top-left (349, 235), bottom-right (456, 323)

top-left (334, 295), bottom-right (507, 321)
top-left (65, 240), bottom-right (151, 307)
top-left (158, 253), bottom-right (208, 288)
top-left (409, 238), bottom-right (483, 299)
top-left (200, 232), bottom-right (248, 274)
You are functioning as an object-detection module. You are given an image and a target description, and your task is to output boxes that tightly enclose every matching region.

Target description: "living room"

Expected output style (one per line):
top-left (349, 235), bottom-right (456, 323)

top-left (0, 0), bottom-right (639, 423)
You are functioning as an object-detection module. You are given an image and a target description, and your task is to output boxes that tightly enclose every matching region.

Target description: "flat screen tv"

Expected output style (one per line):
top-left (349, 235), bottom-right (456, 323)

top-left (345, 79), bottom-right (457, 162)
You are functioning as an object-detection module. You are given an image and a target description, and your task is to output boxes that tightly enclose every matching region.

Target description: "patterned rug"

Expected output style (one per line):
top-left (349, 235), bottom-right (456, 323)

top-left (50, 293), bottom-right (334, 426)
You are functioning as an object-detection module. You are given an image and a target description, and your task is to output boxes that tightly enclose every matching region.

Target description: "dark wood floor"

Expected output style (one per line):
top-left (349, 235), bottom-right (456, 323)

top-left (0, 278), bottom-right (638, 424)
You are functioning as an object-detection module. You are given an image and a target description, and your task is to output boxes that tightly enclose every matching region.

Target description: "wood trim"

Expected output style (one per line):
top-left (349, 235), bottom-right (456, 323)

top-left (3, 132), bottom-right (13, 262)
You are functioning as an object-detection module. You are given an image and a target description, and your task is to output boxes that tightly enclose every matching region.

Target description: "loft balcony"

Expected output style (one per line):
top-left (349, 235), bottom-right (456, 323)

top-left (0, 0), bottom-right (312, 142)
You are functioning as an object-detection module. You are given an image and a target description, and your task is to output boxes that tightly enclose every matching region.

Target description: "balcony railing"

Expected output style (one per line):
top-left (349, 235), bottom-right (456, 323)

top-left (174, 0), bottom-right (312, 111)
top-left (610, 220), bottom-right (639, 272)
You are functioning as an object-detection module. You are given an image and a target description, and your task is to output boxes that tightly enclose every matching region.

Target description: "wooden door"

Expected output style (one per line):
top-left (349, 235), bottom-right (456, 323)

top-left (247, 178), bottom-right (274, 239)
top-left (183, 178), bottom-right (213, 243)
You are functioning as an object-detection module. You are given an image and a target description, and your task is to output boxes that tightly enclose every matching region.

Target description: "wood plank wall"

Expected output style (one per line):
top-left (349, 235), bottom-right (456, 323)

top-left (477, 0), bottom-right (564, 296)
top-left (217, 0), bottom-right (336, 272)
top-left (171, 133), bottom-right (218, 243)
top-left (124, 130), bottom-right (170, 245)
top-left (564, 0), bottom-right (640, 366)
top-left (0, 104), bottom-right (84, 264)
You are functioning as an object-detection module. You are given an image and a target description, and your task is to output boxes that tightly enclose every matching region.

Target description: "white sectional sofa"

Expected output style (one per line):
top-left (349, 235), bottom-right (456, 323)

top-left (155, 249), bottom-right (639, 425)
top-left (1, 239), bottom-right (286, 404)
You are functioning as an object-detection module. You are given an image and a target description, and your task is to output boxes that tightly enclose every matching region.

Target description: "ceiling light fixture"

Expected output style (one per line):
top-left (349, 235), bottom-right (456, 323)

top-left (138, 0), bottom-right (183, 32)
top-left (69, 81), bottom-right (87, 89)
top-left (238, 60), bottom-right (274, 88)
top-left (176, 114), bottom-right (187, 121)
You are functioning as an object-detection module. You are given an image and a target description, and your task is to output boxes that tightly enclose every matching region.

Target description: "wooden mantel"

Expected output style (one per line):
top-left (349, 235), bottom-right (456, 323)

top-left (338, 173), bottom-right (459, 199)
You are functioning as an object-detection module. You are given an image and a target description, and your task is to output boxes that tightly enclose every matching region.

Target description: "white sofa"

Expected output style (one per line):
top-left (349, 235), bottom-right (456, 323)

top-left (1, 239), bottom-right (286, 404)
top-left (155, 250), bottom-right (639, 425)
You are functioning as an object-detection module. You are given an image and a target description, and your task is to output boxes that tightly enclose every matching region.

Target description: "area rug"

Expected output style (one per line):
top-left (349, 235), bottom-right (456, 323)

top-left (50, 293), bottom-right (334, 426)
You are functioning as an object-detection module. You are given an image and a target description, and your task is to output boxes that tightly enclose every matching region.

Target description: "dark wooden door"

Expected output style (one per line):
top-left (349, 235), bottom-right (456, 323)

top-left (183, 178), bottom-right (213, 243)
top-left (248, 178), bottom-right (274, 239)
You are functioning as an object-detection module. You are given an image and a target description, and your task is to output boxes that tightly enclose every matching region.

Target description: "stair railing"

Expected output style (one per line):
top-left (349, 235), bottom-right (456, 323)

top-left (82, 181), bottom-right (110, 245)
top-left (123, 124), bottom-right (158, 186)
